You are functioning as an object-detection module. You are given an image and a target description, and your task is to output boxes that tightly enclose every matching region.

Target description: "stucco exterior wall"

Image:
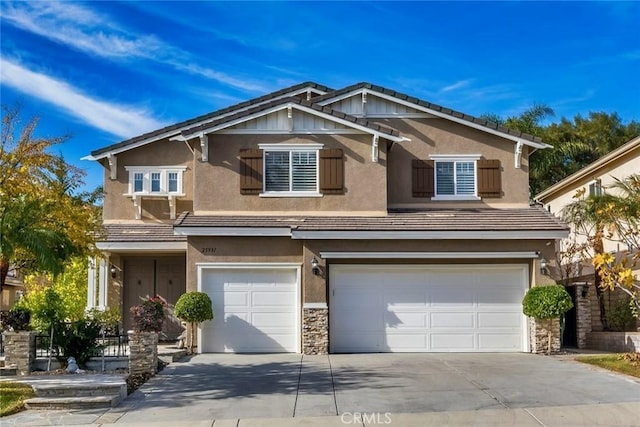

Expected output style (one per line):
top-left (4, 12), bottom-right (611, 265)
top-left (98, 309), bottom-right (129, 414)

top-left (102, 138), bottom-right (194, 221)
top-left (379, 118), bottom-right (530, 208)
top-left (541, 148), bottom-right (639, 253)
top-left (193, 133), bottom-right (388, 215)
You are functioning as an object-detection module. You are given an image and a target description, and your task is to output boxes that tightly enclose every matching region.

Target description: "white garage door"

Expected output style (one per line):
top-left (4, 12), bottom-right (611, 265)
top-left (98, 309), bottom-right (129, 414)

top-left (330, 265), bottom-right (528, 353)
top-left (199, 267), bottom-right (299, 353)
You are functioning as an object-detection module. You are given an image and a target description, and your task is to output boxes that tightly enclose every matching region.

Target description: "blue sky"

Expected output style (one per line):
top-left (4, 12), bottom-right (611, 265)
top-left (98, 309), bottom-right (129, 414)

top-left (1, 1), bottom-right (639, 193)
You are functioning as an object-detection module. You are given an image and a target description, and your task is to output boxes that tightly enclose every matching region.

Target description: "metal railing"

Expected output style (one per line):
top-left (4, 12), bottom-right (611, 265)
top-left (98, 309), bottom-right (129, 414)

top-left (0, 332), bottom-right (4, 356)
top-left (34, 333), bottom-right (129, 358)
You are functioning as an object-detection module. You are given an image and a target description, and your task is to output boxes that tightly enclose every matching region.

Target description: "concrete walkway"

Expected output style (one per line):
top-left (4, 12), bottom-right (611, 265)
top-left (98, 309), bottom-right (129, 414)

top-left (2, 353), bottom-right (640, 426)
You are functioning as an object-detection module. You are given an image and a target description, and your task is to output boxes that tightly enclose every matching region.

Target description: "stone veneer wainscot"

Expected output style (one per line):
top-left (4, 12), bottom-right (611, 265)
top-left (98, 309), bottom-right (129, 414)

top-left (302, 306), bottom-right (328, 355)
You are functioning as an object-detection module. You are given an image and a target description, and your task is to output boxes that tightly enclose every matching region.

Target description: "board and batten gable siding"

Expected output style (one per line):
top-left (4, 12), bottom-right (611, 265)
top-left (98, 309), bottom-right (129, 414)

top-left (328, 93), bottom-right (424, 116)
top-left (230, 109), bottom-right (349, 131)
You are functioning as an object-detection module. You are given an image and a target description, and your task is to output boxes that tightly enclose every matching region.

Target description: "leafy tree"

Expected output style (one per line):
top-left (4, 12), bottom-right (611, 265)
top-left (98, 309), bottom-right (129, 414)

top-left (522, 285), bottom-right (573, 354)
top-left (0, 105), bottom-right (102, 291)
top-left (174, 292), bottom-right (214, 353)
top-left (589, 175), bottom-right (640, 317)
top-left (19, 256), bottom-right (90, 326)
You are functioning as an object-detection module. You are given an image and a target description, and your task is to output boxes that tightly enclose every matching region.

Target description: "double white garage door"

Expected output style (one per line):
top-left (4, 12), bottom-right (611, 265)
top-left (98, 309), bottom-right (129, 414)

top-left (199, 264), bottom-right (528, 353)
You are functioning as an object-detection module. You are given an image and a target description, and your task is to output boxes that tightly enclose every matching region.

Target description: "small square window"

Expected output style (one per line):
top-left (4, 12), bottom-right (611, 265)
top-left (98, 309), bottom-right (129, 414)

top-left (435, 160), bottom-right (476, 197)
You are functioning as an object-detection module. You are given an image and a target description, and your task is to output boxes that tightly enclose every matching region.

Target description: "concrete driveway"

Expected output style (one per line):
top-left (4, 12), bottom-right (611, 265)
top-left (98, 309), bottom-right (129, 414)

top-left (106, 353), bottom-right (640, 424)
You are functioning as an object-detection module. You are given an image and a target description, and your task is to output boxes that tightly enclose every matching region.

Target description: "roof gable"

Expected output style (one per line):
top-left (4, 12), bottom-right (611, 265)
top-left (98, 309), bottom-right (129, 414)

top-left (179, 97), bottom-right (404, 141)
top-left (535, 135), bottom-right (640, 202)
top-left (84, 82), bottom-right (332, 160)
top-left (316, 82), bottom-right (550, 149)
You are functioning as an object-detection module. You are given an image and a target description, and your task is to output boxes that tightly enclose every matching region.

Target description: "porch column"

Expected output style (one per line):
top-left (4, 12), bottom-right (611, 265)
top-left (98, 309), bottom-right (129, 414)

top-left (86, 257), bottom-right (97, 310)
top-left (97, 256), bottom-right (108, 309)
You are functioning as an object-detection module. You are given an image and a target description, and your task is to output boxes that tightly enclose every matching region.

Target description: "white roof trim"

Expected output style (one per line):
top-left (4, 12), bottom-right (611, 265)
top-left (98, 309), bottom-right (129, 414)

top-left (96, 242), bottom-right (187, 251)
top-left (535, 135), bottom-right (640, 201)
top-left (292, 230), bottom-right (568, 240)
top-left (181, 102), bottom-right (407, 143)
top-left (84, 85), bottom-right (329, 161)
top-left (174, 227), bottom-right (292, 237)
top-left (319, 88), bottom-right (550, 149)
top-left (320, 251), bottom-right (539, 259)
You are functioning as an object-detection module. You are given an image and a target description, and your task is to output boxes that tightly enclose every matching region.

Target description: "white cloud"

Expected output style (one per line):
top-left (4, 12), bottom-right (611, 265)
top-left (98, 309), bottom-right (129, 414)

top-left (1, 1), bottom-right (266, 93)
top-left (1, 58), bottom-right (166, 139)
top-left (440, 79), bottom-right (474, 93)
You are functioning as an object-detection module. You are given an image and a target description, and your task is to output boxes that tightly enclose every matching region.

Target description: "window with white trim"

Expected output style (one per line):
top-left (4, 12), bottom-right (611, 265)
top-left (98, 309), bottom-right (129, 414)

top-left (259, 143), bottom-right (322, 196)
top-left (125, 167), bottom-right (187, 196)
top-left (430, 155), bottom-right (481, 200)
top-left (588, 179), bottom-right (603, 197)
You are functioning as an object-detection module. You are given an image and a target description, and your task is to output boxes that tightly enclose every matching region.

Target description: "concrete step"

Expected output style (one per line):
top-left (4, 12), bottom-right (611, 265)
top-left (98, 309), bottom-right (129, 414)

top-left (158, 348), bottom-right (187, 363)
top-left (25, 395), bottom-right (121, 410)
top-left (32, 382), bottom-right (125, 398)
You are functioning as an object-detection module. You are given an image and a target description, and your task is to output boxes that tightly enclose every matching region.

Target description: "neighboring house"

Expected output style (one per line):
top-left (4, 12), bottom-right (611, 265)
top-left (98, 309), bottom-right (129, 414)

top-left (535, 136), bottom-right (640, 346)
top-left (1, 267), bottom-right (24, 311)
top-left (84, 82), bottom-right (568, 354)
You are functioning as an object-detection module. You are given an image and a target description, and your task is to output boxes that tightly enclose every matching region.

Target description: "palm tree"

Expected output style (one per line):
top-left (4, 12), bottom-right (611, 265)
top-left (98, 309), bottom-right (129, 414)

top-left (0, 195), bottom-right (74, 292)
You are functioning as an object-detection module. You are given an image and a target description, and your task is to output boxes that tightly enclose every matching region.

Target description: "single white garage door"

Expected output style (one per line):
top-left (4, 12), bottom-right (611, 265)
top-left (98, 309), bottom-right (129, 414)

top-left (330, 264), bottom-right (528, 353)
top-left (199, 267), bottom-right (299, 353)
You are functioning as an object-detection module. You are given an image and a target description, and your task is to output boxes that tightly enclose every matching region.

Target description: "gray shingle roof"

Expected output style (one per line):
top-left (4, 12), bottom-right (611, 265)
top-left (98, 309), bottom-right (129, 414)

top-left (90, 82), bottom-right (332, 157)
top-left (174, 207), bottom-right (568, 233)
top-left (180, 96), bottom-right (400, 138)
top-left (103, 223), bottom-right (186, 242)
top-left (314, 82), bottom-right (545, 144)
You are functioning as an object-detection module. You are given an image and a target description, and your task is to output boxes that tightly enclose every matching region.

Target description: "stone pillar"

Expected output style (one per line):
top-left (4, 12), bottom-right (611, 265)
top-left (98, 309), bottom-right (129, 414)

top-left (529, 317), bottom-right (561, 354)
top-left (575, 283), bottom-right (591, 349)
top-left (3, 331), bottom-right (37, 375)
top-left (302, 304), bottom-right (328, 355)
top-left (128, 331), bottom-right (158, 375)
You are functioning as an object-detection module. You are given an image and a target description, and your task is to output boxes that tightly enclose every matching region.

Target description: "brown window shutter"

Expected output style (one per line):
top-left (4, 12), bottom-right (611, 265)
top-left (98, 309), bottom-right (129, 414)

top-left (319, 148), bottom-right (344, 194)
top-left (477, 159), bottom-right (502, 198)
top-left (412, 159), bottom-right (434, 197)
top-left (239, 149), bottom-right (263, 195)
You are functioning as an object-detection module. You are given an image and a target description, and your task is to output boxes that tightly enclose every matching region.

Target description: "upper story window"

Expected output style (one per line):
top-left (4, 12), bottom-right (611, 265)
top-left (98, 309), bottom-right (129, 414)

top-left (259, 143), bottom-right (322, 196)
top-left (125, 166), bottom-right (187, 196)
top-left (589, 179), bottom-right (603, 197)
top-left (430, 155), bottom-right (481, 200)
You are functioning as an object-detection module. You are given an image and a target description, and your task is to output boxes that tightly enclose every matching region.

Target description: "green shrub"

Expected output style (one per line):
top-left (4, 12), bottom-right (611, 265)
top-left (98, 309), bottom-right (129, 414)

top-left (54, 318), bottom-right (103, 366)
top-left (0, 307), bottom-right (31, 331)
top-left (606, 298), bottom-right (636, 332)
top-left (87, 307), bottom-right (122, 334)
top-left (522, 285), bottom-right (573, 319)
top-left (522, 285), bottom-right (573, 354)
top-left (174, 292), bottom-right (213, 353)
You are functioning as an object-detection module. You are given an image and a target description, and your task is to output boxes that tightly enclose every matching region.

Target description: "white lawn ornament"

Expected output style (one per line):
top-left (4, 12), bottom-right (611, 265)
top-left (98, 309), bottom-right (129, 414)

top-left (66, 357), bottom-right (85, 374)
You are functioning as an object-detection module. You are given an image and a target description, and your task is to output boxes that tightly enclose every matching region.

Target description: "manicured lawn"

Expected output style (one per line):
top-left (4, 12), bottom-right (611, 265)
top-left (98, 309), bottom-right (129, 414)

top-left (0, 381), bottom-right (35, 417)
top-left (575, 353), bottom-right (640, 379)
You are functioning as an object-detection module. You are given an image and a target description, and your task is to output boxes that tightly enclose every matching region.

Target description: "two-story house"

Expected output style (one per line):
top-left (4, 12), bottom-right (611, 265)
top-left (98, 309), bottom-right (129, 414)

top-left (84, 82), bottom-right (568, 354)
top-left (535, 136), bottom-right (640, 348)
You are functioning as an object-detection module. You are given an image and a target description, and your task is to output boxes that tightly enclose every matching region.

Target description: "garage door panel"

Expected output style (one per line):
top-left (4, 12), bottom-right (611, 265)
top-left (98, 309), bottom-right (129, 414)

top-left (200, 268), bottom-right (298, 353)
top-left (251, 291), bottom-right (296, 306)
top-left (478, 312), bottom-right (522, 328)
top-left (330, 265), bottom-right (527, 353)
top-left (390, 312), bottom-right (428, 328)
top-left (431, 312), bottom-right (475, 328)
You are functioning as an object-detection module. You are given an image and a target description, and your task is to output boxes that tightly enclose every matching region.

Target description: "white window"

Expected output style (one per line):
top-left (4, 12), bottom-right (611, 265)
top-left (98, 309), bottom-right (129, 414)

top-left (589, 179), bottom-right (603, 197)
top-left (430, 155), bottom-right (481, 200)
top-left (259, 143), bottom-right (322, 196)
top-left (125, 167), bottom-right (187, 196)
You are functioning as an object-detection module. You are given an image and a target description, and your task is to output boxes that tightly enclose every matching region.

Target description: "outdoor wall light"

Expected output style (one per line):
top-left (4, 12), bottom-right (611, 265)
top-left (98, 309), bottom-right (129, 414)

top-left (539, 258), bottom-right (547, 275)
top-left (581, 283), bottom-right (589, 298)
top-left (311, 257), bottom-right (321, 276)
top-left (110, 266), bottom-right (117, 278)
